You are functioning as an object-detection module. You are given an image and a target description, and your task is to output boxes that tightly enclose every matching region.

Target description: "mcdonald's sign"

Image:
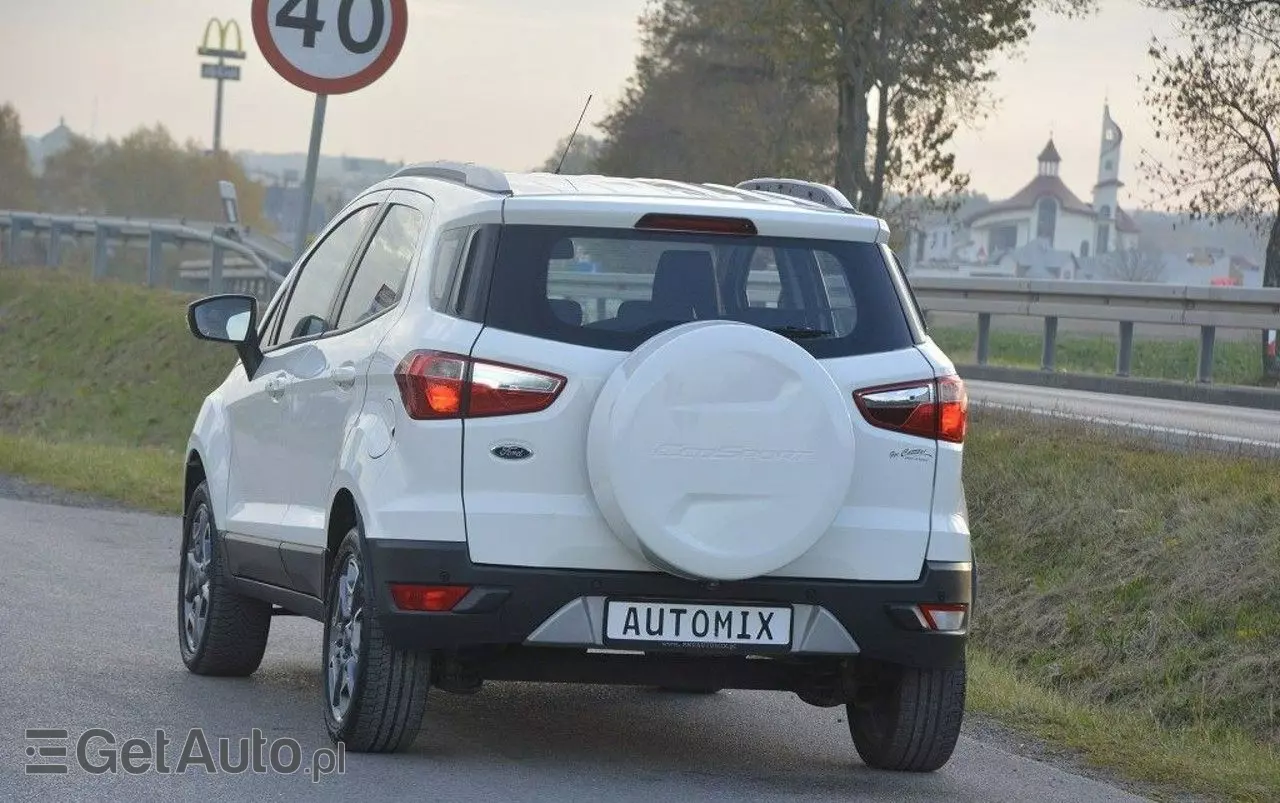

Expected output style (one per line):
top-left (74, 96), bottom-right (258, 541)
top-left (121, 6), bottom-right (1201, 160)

top-left (198, 18), bottom-right (246, 61)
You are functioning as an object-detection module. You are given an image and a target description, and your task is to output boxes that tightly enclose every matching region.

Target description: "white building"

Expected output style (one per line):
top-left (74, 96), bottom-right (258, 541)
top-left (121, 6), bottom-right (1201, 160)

top-left (23, 117), bottom-right (76, 175)
top-left (907, 104), bottom-right (1140, 274)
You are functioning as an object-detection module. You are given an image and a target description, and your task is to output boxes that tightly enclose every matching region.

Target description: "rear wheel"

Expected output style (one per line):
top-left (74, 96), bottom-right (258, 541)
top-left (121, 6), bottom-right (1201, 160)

top-left (846, 657), bottom-right (966, 772)
top-left (322, 528), bottom-right (431, 753)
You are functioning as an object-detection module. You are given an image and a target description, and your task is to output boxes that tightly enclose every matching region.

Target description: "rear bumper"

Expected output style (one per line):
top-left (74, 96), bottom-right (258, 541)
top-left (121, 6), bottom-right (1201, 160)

top-left (363, 539), bottom-right (970, 669)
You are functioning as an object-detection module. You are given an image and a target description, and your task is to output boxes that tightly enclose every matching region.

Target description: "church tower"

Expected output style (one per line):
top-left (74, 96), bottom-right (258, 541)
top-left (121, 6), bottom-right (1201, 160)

top-left (1092, 104), bottom-right (1124, 254)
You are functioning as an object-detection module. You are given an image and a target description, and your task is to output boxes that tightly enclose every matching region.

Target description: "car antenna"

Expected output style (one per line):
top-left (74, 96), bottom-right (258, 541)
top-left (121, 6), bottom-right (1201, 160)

top-left (554, 94), bottom-right (593, 175)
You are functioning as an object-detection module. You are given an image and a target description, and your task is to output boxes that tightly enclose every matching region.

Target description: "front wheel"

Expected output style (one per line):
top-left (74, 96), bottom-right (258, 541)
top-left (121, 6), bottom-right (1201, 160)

top-left (846, 657), bottom-right (966, 772)
top-left (322, 528), bottom-right (431, 753)
top-left (178, 481), bottom-right (272, 676)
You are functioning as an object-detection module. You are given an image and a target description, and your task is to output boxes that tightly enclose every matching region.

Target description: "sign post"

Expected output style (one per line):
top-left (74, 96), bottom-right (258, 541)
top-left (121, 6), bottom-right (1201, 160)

top-left (251, 0), bottom-right (409, 257)
top-left (199, 19), bottom-right (246, 154)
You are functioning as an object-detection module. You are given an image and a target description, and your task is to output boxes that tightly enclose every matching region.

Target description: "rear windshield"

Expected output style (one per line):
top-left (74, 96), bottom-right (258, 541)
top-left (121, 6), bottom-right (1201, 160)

top-left (482, 225), bottom-right (919, 358)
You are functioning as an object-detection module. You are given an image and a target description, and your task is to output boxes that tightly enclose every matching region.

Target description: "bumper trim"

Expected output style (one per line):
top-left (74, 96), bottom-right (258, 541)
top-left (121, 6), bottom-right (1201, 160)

top-left (524, 597), bottom-right (860, 654)
top-left (365, 539), bottom-right (970, 669)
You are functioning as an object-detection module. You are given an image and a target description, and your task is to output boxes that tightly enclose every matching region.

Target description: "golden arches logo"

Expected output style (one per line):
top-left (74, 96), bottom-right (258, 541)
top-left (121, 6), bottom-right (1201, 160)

top-left (199, 18), bottom-right (245, 57)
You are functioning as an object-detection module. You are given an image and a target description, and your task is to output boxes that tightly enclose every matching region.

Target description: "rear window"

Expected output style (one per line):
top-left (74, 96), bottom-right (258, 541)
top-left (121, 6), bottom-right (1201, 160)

top-left (482, 225), bottom-right (918, 357)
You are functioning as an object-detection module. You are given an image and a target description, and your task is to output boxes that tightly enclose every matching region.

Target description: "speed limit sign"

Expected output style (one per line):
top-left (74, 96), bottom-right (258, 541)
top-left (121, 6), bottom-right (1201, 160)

top-left (251, 0), bottom-right (409, 256)
top-left (251, 0), bottom-right (408, 95)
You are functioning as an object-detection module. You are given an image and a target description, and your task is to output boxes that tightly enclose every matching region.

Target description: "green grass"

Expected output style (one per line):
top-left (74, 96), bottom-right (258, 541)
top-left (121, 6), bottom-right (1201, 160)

top-left (931, 325), bottom-right (1269, 386)
top-left (2, 265), bottom-right (1278, 800)
top-left (0, 266), bottom-right (236, 448)
top-left (0, 431), bottom-right (181, 512)
top-left (970, 649), bottom-right (1280, 802)
top-left (966, 407), bottom-right (1280, 751)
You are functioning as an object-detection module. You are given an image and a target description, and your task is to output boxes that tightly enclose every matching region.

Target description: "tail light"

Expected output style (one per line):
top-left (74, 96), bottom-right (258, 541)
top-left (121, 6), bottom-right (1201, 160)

top-left (853, 375), bottom-right (967, 443)
top-left (389, 584), bottom-right (471, 612)
top-left (394, 350), bottom-right (566, 420)
top-left (917, 603), bottom-right (968, 632)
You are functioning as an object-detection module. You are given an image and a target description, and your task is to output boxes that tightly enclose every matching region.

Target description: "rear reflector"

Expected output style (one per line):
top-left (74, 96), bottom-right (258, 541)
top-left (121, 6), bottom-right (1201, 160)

top-left (389, 584), bottom-right (471, 612)
top-left (634, 213), bottom-right (758, 235)
top-left (394, 351), bottom-right (566, 420)
top-left (918, 603), bottom-right (968, 632)
top-left (853, 375), bottom-right (967, 443)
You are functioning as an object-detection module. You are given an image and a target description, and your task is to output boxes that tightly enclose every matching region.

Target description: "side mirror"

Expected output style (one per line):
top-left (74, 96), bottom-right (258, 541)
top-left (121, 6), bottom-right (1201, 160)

top-left (187, 294), bottom-right (264, 379)
top-left (188, 294), bottom-right (256, 343)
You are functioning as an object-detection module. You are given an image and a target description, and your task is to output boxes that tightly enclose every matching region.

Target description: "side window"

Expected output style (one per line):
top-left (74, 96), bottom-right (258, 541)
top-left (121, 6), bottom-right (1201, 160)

top-left (337, 205), bottom-right (427, 329)
top-left (429, 226), bottom-right (470, 311)
top-left (270, 205), bottom-right (377, 348)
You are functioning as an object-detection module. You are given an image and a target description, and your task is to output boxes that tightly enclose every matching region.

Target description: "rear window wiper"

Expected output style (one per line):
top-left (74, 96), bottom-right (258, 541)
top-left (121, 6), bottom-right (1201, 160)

top-left (767, 325), bottom-right (832, 339)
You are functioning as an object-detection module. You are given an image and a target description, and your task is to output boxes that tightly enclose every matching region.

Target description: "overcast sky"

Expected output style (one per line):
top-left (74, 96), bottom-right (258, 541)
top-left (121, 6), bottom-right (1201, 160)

top-left (0, 0), bottom-right (1178, 205)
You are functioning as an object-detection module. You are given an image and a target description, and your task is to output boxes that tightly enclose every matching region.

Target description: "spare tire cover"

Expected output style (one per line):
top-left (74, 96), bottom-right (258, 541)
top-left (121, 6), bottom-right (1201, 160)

top-left (586, 320), bottom-right (856, 581)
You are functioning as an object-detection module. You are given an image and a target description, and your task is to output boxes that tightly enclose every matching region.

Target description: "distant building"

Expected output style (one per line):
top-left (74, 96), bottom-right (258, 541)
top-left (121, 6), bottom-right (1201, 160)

top-left (995, 239), bottom-right (1079, 280)
top-left (24, 117), bottom-right (76, 175)
top-left (907, 104), bottom-right (1141, 271)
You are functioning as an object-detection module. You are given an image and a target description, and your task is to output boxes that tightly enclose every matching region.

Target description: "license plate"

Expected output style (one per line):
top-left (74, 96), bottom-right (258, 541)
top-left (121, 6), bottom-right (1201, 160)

top-left (603, 600), bottom-right (792, 650)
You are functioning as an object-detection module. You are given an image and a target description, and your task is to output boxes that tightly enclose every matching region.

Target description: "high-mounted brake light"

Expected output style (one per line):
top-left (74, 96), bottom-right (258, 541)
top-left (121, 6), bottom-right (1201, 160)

top-left (853, 375), bottom-right (967, 443)
top-left (394, 351), bottom-right (566, 420)
top-left (634, 213), bottom-right (758, 235)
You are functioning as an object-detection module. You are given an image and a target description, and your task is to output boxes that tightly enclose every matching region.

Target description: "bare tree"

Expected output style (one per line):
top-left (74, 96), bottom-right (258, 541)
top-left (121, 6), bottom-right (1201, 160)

top-left (696, 0), bottom-right (1096, 216)
top-left (1102, 247), bottom-right (1166, 282)
top-left (1143, 20), bottom-right (1280, 375)
top-left (1146, 0), bottom-right (1280, 45)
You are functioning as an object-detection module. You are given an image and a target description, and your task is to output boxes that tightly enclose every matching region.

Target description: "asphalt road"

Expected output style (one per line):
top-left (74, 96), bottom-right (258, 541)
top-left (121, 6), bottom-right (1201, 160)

top-left (0, 496), bottom-right (1154, 803)
top-left (968, 380), bottom-right (1280, 456)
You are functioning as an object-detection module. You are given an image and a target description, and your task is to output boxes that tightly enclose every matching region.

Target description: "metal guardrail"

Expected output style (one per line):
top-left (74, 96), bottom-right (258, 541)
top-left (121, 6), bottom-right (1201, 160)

top-left (0, 210), bottom-right (291, 299)
top-left (909, 276), bottom-right (1280, 384)
top-left (545, 271), bottom-right (1280, 385)
top-left (4, 207), bottom-right (1277, 386)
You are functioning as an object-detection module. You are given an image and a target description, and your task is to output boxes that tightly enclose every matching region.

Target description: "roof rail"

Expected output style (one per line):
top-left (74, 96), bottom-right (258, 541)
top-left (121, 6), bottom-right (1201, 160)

top-left (735, 178), bottom-right (857, 213)
top-left (391, 160), bottom-right (512, 195)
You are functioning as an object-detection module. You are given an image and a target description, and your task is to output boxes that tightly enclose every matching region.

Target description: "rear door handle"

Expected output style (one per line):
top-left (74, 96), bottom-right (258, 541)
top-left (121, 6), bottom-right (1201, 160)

top-left (331, 364), bottom-right (357, 389)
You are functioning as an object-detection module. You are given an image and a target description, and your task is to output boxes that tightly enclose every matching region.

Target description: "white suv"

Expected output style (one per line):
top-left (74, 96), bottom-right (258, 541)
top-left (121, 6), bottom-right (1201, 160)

top-left (181, 163), bottom-right (973, 771)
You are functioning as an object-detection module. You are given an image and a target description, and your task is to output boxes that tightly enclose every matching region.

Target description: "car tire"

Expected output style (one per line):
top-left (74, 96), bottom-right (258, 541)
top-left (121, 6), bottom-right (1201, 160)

top-left (178, 480), bottom-right (272, 676)
top-left (846, 657), bottom-right (966, 772)
top-left (322, 527), bottom-right (430, 753)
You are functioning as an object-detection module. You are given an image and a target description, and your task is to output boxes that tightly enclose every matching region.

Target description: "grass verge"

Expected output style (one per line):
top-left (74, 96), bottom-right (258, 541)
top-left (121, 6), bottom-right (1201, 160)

top-left (930, 325), bottom-right (1269, 387)
top-left (0, 266), bottom-right (235, 448)
top-left (2, 266), bottom-right (1278, 800)
top-left (970, 649), bottom-right (1279, 802)
top-left (0, 431), bottom-right (180, 513)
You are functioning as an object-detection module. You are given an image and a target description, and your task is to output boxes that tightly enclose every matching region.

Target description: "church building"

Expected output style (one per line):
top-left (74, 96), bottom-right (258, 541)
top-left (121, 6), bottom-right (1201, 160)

top-left (907, 104), bottom-right (1140, 273)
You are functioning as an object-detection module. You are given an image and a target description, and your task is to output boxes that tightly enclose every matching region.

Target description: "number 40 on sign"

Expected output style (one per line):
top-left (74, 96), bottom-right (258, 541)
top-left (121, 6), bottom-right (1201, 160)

top-left (252, 0), bottom-right (408, 95)
top-left (250, 0), bottom-right (409, 255)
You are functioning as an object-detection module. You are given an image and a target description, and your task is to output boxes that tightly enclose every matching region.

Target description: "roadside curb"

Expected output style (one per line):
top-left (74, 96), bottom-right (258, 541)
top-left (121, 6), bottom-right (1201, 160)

top-left (956, 364), bottom-right (1280, 411)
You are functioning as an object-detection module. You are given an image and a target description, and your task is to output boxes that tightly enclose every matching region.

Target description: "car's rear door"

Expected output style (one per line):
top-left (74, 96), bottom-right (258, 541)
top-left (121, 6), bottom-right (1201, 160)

top-left (272, 192), bottom-right (431, 594)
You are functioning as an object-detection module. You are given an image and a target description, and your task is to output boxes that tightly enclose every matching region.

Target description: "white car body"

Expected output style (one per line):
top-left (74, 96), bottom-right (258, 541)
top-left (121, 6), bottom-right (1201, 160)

top-left (180, 163), bottom-right (974, 769)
